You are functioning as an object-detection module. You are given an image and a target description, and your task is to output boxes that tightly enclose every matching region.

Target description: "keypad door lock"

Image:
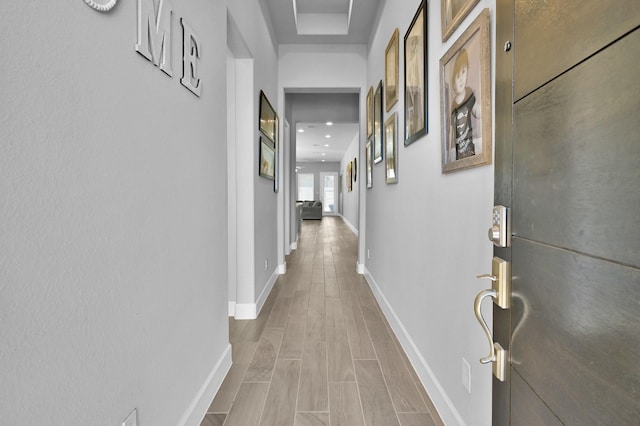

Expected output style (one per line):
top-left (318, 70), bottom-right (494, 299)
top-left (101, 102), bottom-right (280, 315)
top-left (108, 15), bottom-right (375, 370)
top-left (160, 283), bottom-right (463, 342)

top-left (488, 205), bottom-right (511, 247)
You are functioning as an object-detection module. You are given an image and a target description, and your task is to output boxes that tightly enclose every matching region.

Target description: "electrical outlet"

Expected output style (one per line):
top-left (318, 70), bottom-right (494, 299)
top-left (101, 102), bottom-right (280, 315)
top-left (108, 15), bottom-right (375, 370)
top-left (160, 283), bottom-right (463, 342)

top-left (122, 409), bottom-right (137, 426)
top-left (265, 259), bottom-right (268, 270)
top-left (462, 358), bottom-right (471, 393)
top-left (367, 248), bottom-right (370, 259)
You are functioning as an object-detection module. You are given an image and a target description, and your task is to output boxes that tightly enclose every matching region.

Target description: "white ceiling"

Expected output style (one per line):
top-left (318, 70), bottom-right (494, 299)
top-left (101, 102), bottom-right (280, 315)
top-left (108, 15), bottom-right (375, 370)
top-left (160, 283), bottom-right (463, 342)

top-left (260, 0), bottom-right (382, 44)
top-left (296, 122), bottom-right (359, 162)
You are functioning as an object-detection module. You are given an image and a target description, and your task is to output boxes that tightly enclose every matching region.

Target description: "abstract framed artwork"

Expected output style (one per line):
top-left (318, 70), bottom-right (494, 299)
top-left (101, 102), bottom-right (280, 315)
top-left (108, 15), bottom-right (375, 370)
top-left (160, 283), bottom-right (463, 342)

top-left (259, 90), bottom-right (276, 144)
top-left (439, 9), bottom-right (491, 173)
top-left (385, 28), bottom-right (400, 112)
top-left (374, 81), bottom-right (384, 164)
top-left (385, 113), bottom-right (398, 184)
top-left (404, 0), bottom-right (427, 146)
top-left (259, 137), bottom-right (275, 180)
top-left (366, 138), bottom-right (373, 189)
top-left (441, 0), bottom-right (480, 42)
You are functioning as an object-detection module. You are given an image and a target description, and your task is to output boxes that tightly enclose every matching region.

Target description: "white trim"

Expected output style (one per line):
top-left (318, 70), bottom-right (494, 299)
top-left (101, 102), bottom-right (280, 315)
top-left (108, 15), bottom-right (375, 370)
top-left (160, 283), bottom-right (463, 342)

top-left (178, 343), bottom-right (232, 426)
top-left (234, 303), bottom-right (256, 320)
top-left (228, 302), bottom-right (236, 317)
top-left (363, 267), bottom-right (465, 426)
top-left (356, 262), bottom-right (365, 274)
top-left (278, 262), bottom-right (287, 274)
top-left (290, 241), bottom-right (298, 250)
top-left (340, 215), bottom-right (358, 236)
top-left (234, 269), bottom-right (279, 320)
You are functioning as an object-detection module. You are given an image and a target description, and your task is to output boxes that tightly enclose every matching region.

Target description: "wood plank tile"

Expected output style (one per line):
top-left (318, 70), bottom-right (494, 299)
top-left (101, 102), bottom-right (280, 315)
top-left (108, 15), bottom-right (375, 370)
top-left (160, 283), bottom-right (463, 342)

top-left (259, 359), bottom-right (301, 426)
top-left (416, 384), bottom-right (445, 426)
top-left (280, 315), bottom-right (307, 359)
top-left (298, 341), bottom-right (328, 412)
top-left (208, 342), bottom-right (258, 412)
top-left (266, 296), bottom-right (292, 328)
top-left (329, 382), bottom-right (365, 426)
top-left (354, 360), bottom-right (400, 426)
top-left (244, 328), bottom-right (284, 382)
top-left (326, 300), bottom-right (355, 382)
top-left (397, 412), bottom-right (436, 426)
top-left (223, 382), bottom-right (269, 426)
top-left (295, 412), bottom-right (330, 426)
top-left (200, 413), bottom-right (226, 426)
top-left (341, 290), bottom-right (376, 360)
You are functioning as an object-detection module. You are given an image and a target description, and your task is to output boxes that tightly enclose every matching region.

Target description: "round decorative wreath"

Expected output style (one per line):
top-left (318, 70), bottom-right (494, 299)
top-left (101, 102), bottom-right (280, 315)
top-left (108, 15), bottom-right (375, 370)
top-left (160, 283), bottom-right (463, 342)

top-left (83, 0), bottom-right (118, 12)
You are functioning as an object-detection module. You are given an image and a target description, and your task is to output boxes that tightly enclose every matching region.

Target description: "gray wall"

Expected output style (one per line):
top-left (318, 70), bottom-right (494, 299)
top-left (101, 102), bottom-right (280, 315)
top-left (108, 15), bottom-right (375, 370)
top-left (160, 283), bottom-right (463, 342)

top-left (0, 1), bottom-right (229, 424)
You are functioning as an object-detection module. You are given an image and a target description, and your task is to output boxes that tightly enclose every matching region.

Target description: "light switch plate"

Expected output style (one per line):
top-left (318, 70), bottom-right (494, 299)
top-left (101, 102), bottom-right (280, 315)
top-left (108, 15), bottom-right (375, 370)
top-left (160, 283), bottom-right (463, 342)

top-left (123, 409), bottom-right (137, 426)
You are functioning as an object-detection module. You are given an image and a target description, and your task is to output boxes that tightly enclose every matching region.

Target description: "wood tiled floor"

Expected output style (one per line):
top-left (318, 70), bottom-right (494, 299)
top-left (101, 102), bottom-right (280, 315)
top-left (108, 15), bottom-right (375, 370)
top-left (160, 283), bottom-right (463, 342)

top-left (202, 217), bottom-right (443, 426)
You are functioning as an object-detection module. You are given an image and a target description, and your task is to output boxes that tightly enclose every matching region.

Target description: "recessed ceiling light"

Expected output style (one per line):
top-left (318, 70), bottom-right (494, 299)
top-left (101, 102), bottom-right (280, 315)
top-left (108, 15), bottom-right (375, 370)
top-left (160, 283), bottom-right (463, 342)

top-left (326, 122), bottom-right (333, 126)
top-left (321, 153), bottom-right (326, 156)
top-left (325, 134), bottom-right (331, 138)
top-left (324, 144), bottom-right (330, 147)
top-left (322, 159), bottom-right (325, 162)
top-left (298, 129), bottom-right (304, 133)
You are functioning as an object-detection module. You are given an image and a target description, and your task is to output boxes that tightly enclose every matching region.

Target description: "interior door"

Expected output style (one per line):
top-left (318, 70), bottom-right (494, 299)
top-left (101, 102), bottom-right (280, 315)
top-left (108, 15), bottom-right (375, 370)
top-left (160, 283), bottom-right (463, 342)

top-left (492, 1), bottom-right (640, 424)
top-left (320, 172), bottom-right (338, 215)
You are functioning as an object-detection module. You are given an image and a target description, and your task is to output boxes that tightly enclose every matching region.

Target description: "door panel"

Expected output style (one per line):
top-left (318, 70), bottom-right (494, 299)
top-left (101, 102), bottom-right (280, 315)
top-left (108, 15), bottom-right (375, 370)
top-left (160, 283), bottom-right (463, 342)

top-left (511, 372), bottom-right (562, 426)
top-left (512, 239), bottom-right (640, 424)
top-left (514, 0), bottom-right (640, 99)
top-left (514, 29), bottom-right (640, 268)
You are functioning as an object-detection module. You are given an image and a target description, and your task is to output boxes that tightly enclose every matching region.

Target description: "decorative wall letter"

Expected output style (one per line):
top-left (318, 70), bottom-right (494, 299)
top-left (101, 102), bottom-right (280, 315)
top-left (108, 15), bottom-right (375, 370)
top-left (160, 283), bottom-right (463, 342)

top-left (135, 0), bottom-right (173, 76)
top-left (180, 18), bottom-right (202, 97)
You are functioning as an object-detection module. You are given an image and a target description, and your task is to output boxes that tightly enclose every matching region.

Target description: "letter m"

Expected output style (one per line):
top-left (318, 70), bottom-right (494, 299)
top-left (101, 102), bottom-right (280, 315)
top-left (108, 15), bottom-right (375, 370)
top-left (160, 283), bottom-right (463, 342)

top-left (135, 0), bottom-right (173, 76)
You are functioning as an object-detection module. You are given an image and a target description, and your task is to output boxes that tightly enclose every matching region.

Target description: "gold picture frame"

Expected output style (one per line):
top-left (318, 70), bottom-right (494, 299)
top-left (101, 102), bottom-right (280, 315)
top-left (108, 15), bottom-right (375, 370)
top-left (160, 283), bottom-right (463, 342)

top-left (259, 137), bottom-right (275, 180)
top-left (404, 0), bottom-right (427, 146)
top-left (259, 90), bottom-right (276, 144)
top-left (440, 8), bottom-right (491, 173)
top-left (366, 86), bottom-right (374, 138)
top-left (441, 0), bottom-right (480, 42)
top-left (385, 28), bottom-right (399, 112)
top-left (385, 113), bottom-right (398, 184)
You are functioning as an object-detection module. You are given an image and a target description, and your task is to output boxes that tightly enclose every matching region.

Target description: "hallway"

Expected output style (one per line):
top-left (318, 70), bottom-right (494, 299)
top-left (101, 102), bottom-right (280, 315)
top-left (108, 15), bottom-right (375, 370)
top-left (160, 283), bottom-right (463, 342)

top-left (202, 217), bottom-right (443, 426)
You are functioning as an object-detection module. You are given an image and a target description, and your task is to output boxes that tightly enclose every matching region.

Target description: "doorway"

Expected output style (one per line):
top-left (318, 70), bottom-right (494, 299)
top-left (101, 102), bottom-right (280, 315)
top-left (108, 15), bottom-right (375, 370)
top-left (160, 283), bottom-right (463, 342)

top-left (320, 172), bottom-right (338, 215)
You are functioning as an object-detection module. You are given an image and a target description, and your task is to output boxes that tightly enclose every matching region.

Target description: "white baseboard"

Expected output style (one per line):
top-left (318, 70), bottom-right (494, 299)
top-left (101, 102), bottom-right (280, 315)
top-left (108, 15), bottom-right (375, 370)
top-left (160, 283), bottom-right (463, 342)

top-left (278, 262), bottom-right (287, 274)
top-left (340, 215), bottom-right (358, 236)
top-left (234, 269), bottom-right (279, 320)
top-left (363, 267), bottom-right (465, 426)
top-left (290, 241), bottom-right (297, 250)
top-left (356, 262), bottom-right (365, 274)
top-left (179, 343), bottom-right (232, 426)
top-left (228, 301), bottom-right (235, 317)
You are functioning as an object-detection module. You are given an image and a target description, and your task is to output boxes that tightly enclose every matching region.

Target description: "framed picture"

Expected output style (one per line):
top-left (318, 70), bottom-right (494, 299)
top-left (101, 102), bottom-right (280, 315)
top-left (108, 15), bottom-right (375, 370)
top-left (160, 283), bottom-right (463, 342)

top-left (273, 115), bottom-right (279, 192)
top-left (353, 157), bottom-right (357, 182)
top-left (440, 8), bottom-right (491, 173)
top-left (404, 0), bottom-right (427, 146)
top-left (385, 113), bottom-right (398, 184)
top-left (259, 137), bottom-right (275, 180)
top-left (373, 81), bottom-right (383, 164)
top-left (259, 90), bottom-right (276, 144)
top-left (347, 161), bottom-right (353, 191)
top-left (366, 86), bottom-right (374, 138)
top-left (385, 28), bottom-right (399, 112)
top-left (366, 138), bottom-right (373, 189)
top-left (441, 0), bottom-right (480, 42)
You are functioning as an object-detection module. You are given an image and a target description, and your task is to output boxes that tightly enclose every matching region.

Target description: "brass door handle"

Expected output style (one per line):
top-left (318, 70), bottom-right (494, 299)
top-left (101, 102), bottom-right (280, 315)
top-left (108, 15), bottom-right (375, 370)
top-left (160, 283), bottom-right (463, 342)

top-left (474, 289), bottom-right (498, 364)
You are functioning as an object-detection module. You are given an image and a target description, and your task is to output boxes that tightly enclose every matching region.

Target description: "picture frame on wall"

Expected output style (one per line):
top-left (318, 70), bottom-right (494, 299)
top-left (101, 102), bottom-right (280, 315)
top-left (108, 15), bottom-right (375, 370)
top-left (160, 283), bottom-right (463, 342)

top-left (385, 113), bottom-right (398, 184)
top-left (441, 0), bottom-right (480, 42)
top-left (273, 116), bottom-right (279, 192)
top-left (439, 9), bottom-right (491, 173)
top-left (373, 81), bottom-right (383, 164)
top-left (366, 86), bottom-right (374, 138)
top-left (353, 157), bottom-right (357, 182)
top-left (385, 28), bottom-right (399, 112)
top-left (404, 0), bottom-right (427, 146)
top-left (259, 137), bottom-right (275, 180)
top-left (366, 138), bottom-right (373, 189)
top-left (347, 161), bottom-right (353, 191)
top-left (259, 90), bottom-right (276, 144)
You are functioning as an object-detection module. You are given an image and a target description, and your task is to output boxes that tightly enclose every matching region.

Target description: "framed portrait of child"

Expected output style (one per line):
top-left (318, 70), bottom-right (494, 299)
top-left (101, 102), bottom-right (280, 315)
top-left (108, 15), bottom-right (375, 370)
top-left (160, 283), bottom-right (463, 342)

top-left (439, 8), bottom-right (491, 173)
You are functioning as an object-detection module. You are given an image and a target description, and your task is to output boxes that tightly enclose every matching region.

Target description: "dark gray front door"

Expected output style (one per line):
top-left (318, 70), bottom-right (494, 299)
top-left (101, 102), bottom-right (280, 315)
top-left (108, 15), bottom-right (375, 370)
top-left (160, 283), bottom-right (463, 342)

top-left (493, 1), bottom-right (640, 424)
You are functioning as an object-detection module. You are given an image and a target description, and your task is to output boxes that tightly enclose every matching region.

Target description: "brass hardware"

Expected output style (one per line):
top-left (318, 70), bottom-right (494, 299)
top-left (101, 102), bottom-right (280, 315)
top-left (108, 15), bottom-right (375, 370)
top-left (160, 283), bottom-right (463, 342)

top-left (474, 257), bottom-right (511, 381)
